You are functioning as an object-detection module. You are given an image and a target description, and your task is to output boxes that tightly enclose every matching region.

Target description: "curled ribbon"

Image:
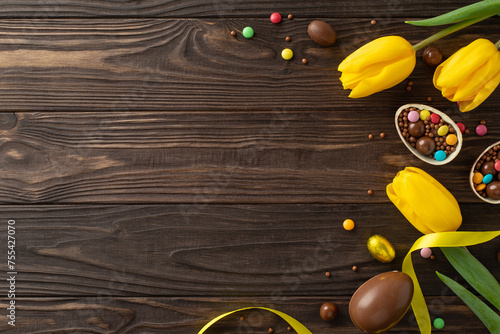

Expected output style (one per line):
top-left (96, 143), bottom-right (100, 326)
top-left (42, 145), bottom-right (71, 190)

top-left (198, 307), bottom-right (312, 334)
top-left (402, 230), bottom-right (500, 334)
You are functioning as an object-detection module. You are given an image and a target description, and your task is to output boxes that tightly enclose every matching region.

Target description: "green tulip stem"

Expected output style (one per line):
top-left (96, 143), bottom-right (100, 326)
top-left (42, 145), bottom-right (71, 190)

top-left (412, 13), bottom-right (497, 52)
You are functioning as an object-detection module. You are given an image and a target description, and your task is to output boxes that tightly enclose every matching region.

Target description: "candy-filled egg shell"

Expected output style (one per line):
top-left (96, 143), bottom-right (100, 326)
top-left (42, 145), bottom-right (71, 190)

top-left (349, 271), bottom-right (413, 334)
top-left (395, 104), bottom-right (462, 165)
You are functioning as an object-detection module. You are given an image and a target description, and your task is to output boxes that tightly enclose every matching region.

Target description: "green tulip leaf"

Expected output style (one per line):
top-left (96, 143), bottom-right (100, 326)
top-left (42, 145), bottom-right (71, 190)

top-left (441, 246), bottom-right (500, 311)
top-left (406, 0), bottom-right (500, 26)
top-left (436, 272), bottom-right (500, 333)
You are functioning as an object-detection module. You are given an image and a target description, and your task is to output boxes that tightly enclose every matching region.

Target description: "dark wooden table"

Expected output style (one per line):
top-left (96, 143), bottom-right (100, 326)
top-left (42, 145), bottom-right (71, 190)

top-left (0, 1), bottom-right (498, 333)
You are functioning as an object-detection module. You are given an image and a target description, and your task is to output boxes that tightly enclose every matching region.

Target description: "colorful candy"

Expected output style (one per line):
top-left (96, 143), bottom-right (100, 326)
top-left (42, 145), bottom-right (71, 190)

top-left (433, 317), bottom-right (445, 329)
top-left (430, 113), bottom-right (440, 124)
top-left (483, 174), bottom-right (493, 184)
top-left (472, 172), bottom-right (484, 184)
top-left (434, 150), bottom-right (446, 161)
top-left (437, 125), bottom-right (449, 136)
top-left (343, 219), bottom-right (355, 231)
top-left (420, 247), bottom-right (432, 258)
top-left (408, 110), bottom-right (419, 122)
top-left (456, 122), bottom-right (466, 133)
top-left (419, 109), bottom-right (431, 121)
top-left (281, 48), bottom-right (293, 60)
top-left (242, 26), bottom-right (254, 38)
top-left (446, 134), bottom-right (458, 145)
top-left (270, 12), bottom-right (282, 24)
top-left (476, 124), bottom-right (487, 136)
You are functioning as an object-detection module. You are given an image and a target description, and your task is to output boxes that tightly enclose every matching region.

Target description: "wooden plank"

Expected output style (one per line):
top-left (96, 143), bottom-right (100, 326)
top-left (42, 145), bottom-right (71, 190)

top-left (0, 19), bottom-right (497, 112)
top-left (0, 1), bottom-right (481, 18)
top-left (0, 296), bottom-right (493, 333)
top-left (1, 204), bottom-right (497, 297)
top-left (0, 111), bottom-right (497, 204)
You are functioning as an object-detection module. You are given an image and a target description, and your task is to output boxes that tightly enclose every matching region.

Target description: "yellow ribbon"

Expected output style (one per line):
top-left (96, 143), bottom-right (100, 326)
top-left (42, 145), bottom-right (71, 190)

top-left (198, 307), bottom-right (312, 334)
top-left (403, 230), bottom-right (500, 334)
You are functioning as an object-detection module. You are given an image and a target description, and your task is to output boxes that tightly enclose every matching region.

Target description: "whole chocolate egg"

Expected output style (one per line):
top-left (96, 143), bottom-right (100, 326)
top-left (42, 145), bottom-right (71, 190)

top-left (307, 20), bottom-right (337, 46)
top-left (481, 161), bottom-right (497, 176)
top-left (408, 121), bottom-right (425, 138)
top-left (416, 136), bottom-right (436, 156)
top-left (349, 271), bottom-right (413, 334)
top-left (486, 181), bottom-right (500, 200)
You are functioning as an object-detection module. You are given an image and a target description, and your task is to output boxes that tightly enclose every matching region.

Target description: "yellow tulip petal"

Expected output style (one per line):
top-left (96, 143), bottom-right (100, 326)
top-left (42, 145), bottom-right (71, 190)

top-left (338, 36), bottom-right (414, 73)
top-left (348, 54), bottom-right (415, 98)
top-left (433, 56), bottom-right (454, 90)
top-left (453, 52), bottom-right (500, 101)
top-left (459, 69), bottom-right (500, 112)
top-left (437, 39), bottom-right (498, 88)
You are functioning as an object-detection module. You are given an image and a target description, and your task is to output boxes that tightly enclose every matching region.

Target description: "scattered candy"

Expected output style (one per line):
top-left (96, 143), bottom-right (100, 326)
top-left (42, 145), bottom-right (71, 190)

top-left (420, 247), bottom-right (432, 258)
top-left (242, 26), bottom-right (254, 38)
top-left (270, 12), bottom-right (282, 24)
top-left (433, 317), bottom-right (445, 330)
top-left (430, 254), bottom-right (435, 260)
top-left (307, 20), bottom-right (337, 46)
top-left (285, 36), bottom-right (291, 42)
top-left (495, 160), bottom-right (500, 172)
top-left (437, 125), bottom-right (449, 136)
top-left (230, 30), bottom-right (236, 36)
top-left (419, 109), bottom-right (431, 121)
top-left (456, 122), bottom-right (466, 133)
top-left (352, 265), bottom-right (358, 272)
top-left (408, 110), bottom-right (419, 122)
top-left (430, 113), bottom-right (441, 124)
top-left (427, 96), bottom-right (432, 102)
top-left (380, 132), bottom-right (386, 138)
top-left (320, 302), bottom-right (339, 321)
top-left (302, 58), bottom-right (308, 64)
top-left (480, 120), bottom-right (486, 125)
top-left (268, 328), bottom-right (274, 333)
top-left (240, 315), bottom-right (244, 321)
top-left (281, 48), bottom-right (293, 60)
top-left (325, 271), bottom-right (331, 277)
top-left (371, 19), bottom-right (376, 25)
top-left (423, 46), bottom-right (443, 67)
top-left (476, 124), bottom-right (487, 136)
top-left (287, 14), bottom-right (293, 19)
top-left (483, 174), bottom-right (493, 184)
top-left (368, 134), bottom-right (374, 139)
top-left (446, 134), bottom-right (458, 146)
top-left (434, 150), bottom-right (446, 161)
top-left (367, 235), bottom-right (396, 263)
top-left (343, 219), bottom-right (355, 231)
top-left (367, 189), bottom-right (373, 195)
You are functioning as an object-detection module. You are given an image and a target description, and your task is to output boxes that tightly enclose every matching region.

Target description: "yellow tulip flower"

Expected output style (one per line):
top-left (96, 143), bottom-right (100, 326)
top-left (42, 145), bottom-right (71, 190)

top-left (386, 167), bottom-right (462, 234)
top-left (433, 38), bottom-right (500, 112)
top-left (338, 36), bottom-right (416, 98)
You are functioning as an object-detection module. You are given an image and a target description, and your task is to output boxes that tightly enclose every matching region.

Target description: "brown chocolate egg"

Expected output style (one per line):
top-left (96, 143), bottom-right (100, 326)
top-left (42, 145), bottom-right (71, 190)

top-left (416, 136), bottom-right (436, 155)
top-left (349, 271), bottom-right (413, 334)
top-left (408, 120), bottom-right (425, 138)
top-left (320, 302), bottom-right (338, 321)
top-left (307, 20), bottom-right (337, 46)
top-left (486, 181), bottom-right (500, 200)
top-left (481, 161), bottom-right (497, 176)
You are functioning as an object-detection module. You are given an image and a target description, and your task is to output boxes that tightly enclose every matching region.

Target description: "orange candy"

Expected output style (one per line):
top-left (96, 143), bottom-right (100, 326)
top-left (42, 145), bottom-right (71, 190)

top-left (472, 172), bottom-right (484, 184)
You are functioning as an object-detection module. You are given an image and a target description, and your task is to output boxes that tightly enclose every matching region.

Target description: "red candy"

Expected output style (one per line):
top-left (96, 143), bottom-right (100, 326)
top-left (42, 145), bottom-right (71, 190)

top-left (430, 113), bottom-right (441, 124)
top-left (456, 122), bottom-right (465, 133)
top-left (495, 160), bottom-right (500, 172)
top-left (270, 12), bottom-right (282, 24)
top-left (476, 124), bottom-right (487, 136)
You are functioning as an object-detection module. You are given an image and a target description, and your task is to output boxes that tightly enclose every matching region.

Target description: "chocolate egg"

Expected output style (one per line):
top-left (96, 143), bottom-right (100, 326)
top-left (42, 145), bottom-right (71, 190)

top-left (367, 235), bottom-right (395, 263)
top-left (416, 136), bottom-right (435, 156)
top-left (349, 271), bottom-right (413, 334)
top-left (307, 20), bottom-right (337, 46)
top-left (320, 302), bottom-right (338, 321)
top-left (481, 161), bottom-right (497, 176)
top-left (486, 181), bottom-right (500, 200)
top-left (408, 120), bottom-right (425, 138)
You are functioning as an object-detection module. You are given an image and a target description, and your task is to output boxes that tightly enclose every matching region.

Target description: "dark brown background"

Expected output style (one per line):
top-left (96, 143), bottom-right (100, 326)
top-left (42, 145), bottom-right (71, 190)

top-left (0, 1), bottom-right (499, 333)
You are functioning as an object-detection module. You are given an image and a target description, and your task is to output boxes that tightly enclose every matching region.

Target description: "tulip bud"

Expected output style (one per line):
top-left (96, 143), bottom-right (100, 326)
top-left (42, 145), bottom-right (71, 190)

top-left (386, 167), bottom-right (462, 234)
top-left (338, 36), bottom-right (416, 98)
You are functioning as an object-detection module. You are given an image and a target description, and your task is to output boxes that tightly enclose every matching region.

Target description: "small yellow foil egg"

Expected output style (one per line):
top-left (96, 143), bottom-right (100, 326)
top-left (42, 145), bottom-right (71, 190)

top-left (367, 235), bottom-right (395, 263)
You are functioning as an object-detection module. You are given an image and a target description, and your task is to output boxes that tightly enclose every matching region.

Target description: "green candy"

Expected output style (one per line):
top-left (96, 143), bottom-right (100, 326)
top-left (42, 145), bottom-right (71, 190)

top-left (433, 317), bottom-right (445, 330)
top-left (242, 26), bottom-right (254, 38)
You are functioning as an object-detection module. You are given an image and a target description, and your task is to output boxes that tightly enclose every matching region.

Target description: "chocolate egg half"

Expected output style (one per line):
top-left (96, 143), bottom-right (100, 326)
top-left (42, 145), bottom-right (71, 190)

top-left (349, 271), bottom-right (413, 334)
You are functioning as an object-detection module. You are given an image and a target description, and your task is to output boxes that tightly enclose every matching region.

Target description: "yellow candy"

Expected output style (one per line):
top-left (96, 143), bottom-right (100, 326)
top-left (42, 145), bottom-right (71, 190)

top-left (476, 183), bottom-right (486, 191)
top-left (281, 48), bottom-right (293, 60)
top-left (420, 109), bottom-right (431, 121)
top-left (472, 172), bottom-right (484, 184)
top-left (446, 134), bottom-right (457, 145)
top-left (343, 219), bottom-right (355, 230)
top-left (437, 125), bottom-right (449, 136)
top-left (367, 235), bottom-right (395, 263)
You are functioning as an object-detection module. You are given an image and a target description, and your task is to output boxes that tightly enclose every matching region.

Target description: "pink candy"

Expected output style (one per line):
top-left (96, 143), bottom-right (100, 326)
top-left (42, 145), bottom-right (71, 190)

top-left (408, 110), bottom-right (419, 122)
top-left (476, 124), bottom-right (487, 136)
top-left (420, 248), bottom-right (432, 258)
top-left (495, 160), bottom-right (500, 172)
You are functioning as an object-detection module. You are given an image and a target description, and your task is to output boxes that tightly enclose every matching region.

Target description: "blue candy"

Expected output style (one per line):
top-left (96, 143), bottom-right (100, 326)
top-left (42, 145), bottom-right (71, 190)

top-left (483, 174), bottom-right (493, 184)
top-left (434, 150), bottom-right (446, 161)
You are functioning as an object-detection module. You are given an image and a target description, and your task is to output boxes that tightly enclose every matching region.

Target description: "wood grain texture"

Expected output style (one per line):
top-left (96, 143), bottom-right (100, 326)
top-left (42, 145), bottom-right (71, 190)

top-left (0, 204), bottom-right (497, 297)
top-left (0, 296), bottom-right (493, 333)
top-left (0, 19), bottom-right (497, 112)
top-left (0, 110), bottom-right (498, 204)
top-left (0, 1), bottom-right (482, 18)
